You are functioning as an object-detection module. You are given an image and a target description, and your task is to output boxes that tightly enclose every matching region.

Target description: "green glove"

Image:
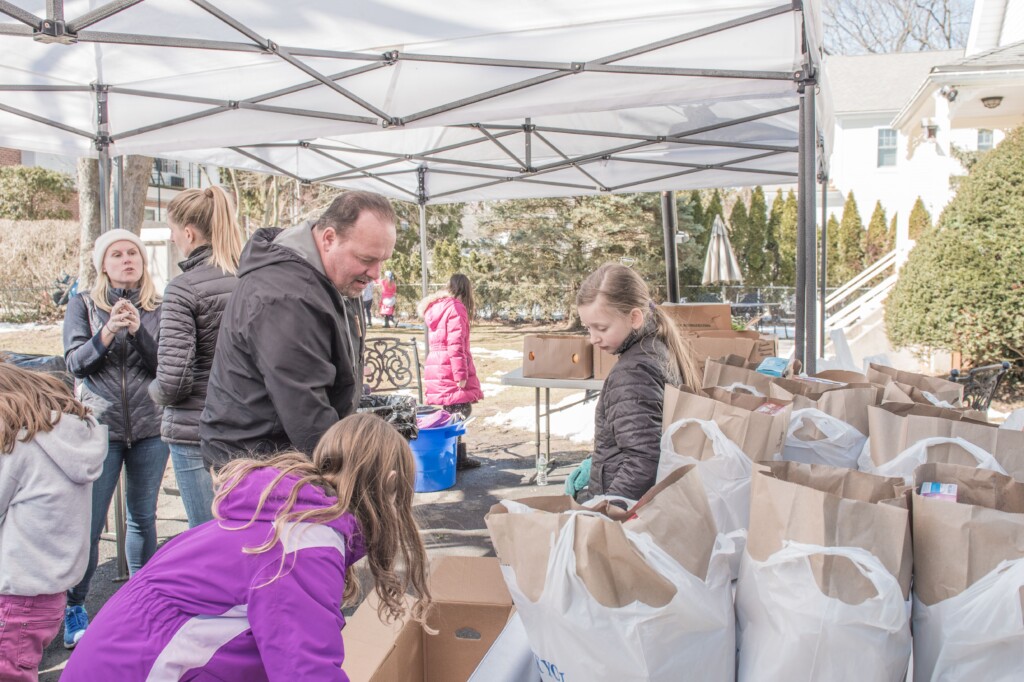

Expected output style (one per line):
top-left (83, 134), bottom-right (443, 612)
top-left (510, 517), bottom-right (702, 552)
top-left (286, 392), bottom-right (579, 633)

top-left (564, 458), bottom-right (592, 497)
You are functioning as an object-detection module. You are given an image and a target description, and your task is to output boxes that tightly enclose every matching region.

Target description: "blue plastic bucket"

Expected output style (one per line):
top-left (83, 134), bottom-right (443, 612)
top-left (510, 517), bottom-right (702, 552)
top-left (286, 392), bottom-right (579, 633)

top-left (410, 421), bottom-right (466, 492)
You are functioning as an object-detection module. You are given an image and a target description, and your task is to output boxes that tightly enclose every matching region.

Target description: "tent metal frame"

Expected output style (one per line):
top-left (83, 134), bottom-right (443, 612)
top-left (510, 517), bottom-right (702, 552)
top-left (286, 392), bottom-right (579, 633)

top-left (1, 0), bottom-right (823, 366)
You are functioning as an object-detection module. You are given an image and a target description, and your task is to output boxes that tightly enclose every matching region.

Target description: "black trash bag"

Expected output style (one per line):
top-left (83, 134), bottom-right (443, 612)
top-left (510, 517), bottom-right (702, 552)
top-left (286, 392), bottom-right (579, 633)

top-left (357, 394), bottom-right (418, 440)
top-left (1, 352), bottom-right (74, 390)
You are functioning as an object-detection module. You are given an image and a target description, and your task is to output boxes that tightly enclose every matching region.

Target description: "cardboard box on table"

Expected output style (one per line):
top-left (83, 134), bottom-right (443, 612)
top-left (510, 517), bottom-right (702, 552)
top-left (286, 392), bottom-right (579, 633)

top-left (685, 330), bottom-right (779, 368)
top-left (663, 385), bottom-right (793, 463)
top-left (593, 347), bottom-right (618, 380)
top-left (867, 403), bottom-right (1024, 481)
top-left (343, 556), bottom-right (516, 682)
top-left (657, 302), bottom-right (733, 331)
top-left (522, 334), bottom-right (592, 379)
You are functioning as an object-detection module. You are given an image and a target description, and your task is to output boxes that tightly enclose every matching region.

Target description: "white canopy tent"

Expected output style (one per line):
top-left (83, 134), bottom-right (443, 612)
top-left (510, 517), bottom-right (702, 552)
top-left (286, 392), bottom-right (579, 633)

top-left (0, 0), bottom-right (830, 366)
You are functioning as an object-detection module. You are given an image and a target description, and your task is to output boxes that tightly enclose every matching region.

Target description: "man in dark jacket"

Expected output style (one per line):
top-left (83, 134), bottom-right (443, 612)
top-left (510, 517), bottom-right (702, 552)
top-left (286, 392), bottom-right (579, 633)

top-left (199, 192), bottom-right (397, 468)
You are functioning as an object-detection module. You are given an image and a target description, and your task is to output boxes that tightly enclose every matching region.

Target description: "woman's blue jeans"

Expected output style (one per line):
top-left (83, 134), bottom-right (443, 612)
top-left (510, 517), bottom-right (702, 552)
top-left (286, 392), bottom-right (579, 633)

top-left (67, 436), bottom-right (169, 607)
top-left (168, 442), bottom-right (215, 528)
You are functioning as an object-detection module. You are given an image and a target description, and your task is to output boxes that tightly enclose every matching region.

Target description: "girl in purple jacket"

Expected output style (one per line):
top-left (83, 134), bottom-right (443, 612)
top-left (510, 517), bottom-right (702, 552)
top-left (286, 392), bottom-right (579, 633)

top-left (61, 413), bottom-right (432, 682)
top-left (418, 273), bottom-right (484, 470)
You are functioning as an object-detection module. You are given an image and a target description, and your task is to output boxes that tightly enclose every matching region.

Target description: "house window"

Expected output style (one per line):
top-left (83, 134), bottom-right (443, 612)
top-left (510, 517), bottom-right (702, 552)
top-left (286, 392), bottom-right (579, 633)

top-left (978, 129), bottom-right (994, 151)
top-left (877, 129), bottom-right (897, 167)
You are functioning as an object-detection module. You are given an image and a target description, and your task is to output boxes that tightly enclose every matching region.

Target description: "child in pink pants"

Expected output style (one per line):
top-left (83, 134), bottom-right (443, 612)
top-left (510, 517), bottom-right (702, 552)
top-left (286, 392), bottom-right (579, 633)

top-left (0, 362), bottom-right (107, 680)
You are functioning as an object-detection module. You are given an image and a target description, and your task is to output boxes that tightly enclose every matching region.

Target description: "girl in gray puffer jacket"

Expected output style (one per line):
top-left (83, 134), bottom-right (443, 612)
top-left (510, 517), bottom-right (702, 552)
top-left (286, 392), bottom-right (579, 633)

top-left (62, 228), bottom-right (166, 648)
top-left (149, 186), bottom-right (243, 528)
top-left (575, 262), bottom-right (701, 512)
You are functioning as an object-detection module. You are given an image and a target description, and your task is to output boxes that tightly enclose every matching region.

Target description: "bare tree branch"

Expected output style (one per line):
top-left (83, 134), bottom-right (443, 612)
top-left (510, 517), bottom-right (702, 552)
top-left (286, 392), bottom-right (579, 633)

top-left (824, 0), bottom-right (970, 54)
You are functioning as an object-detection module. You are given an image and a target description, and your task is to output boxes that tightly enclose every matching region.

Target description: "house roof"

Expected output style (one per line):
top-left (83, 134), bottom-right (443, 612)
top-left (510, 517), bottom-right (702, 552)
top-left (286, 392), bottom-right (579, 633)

top-left (936, 39), bottom-right (1024, 70)
top-left (825, 50), bottom-right (963, 115)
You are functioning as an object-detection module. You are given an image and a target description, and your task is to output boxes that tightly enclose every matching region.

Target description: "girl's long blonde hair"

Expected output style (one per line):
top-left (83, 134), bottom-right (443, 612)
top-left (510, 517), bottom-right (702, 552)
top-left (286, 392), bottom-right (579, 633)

top-left (0, 360), bottom-right (91, 454)
top-left (212, 413), bottom-right (432, 625)
top-left (90, 241), bottom-right (160, 313)
top-left (167, 186), bottom-right (244, 275)
top-left (576, 262), bottom-right (700, 390)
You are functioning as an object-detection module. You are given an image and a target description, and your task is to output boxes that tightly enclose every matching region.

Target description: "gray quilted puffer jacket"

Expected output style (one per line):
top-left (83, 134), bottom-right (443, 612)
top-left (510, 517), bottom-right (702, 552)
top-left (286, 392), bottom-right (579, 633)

top-left (148, 245), bottom-right (238, 445)
top-left (63, 289), bottom-right (162, 445)
top-left (589, 328), bottom-right (682, 501)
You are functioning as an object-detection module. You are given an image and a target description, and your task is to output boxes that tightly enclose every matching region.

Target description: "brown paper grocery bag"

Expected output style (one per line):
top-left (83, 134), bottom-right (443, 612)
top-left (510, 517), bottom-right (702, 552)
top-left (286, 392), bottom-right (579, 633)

top-left (770, 376), bottom-right (882, 436)
top-left (663, 385), bottom-right (792, 462)
top-left (748, 461), bottom-right (912, 602)
top-left (702, 357), bottom-right (775, 397)
top-left (867, 363), bottom-right (963, 406)
top-left (486, 465), bottom-right (717, 608)
top-left (911, 462), bottom-right (1024, 606)
top-left (867, 403), bottom-right (1024, 480)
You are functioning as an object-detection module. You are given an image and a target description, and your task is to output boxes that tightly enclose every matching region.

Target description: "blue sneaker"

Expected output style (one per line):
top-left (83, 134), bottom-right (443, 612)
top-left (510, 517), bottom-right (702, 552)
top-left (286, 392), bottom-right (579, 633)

top-left (64, 605), bottom-right (88, 649)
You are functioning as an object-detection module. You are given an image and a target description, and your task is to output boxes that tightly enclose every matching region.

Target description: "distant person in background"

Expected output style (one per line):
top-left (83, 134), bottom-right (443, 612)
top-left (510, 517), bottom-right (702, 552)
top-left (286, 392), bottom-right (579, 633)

top-left (361, 280), bottom-right (375, 328)
top-left (62, 228), bottom-right (166, 648)
top-left (149, 186), bottom-right (244, 528)
top-left (0, 363), bottom-right (107, 682)
top-left (418, 273), bottom-right (483, 470)
top-left (378, 271), bottom-right (398, 328)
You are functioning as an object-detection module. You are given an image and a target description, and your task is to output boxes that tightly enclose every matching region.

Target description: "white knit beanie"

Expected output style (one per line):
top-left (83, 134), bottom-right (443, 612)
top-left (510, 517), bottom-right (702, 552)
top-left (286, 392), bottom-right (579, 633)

top-left (92, 229), bottom-right (147, 275)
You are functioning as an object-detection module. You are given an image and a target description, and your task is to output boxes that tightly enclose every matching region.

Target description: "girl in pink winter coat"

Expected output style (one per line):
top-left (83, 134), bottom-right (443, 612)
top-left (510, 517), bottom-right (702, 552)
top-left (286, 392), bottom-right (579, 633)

top-left (418, 273), bottom-right (483, 470)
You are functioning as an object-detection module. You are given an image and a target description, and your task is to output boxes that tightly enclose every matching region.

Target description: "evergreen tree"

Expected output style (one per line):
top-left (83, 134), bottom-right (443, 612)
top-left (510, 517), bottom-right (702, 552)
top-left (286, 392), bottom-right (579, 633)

top-left (863, 201), bottom-right (889, 264)
top-left (908, 196), bottom-right (932, 240)
top-left (776, 190), bottom-right (799, 286)
top-left (824, 214), bottom-right (842, 286)
top-left (703, 189), bottom-right (724, 247)
top-left (745, 187), bottom-right (769, 284)
top-left (728, 198), bottom-right (750, 282)
top-left (689, 190), bottom-right (704, 233)
top-left (765, 190), bottom-right (784, 285)
top-left (836, 192), bottom-right (865, 283)
top-left (886, 213), bottom-right (897, 252)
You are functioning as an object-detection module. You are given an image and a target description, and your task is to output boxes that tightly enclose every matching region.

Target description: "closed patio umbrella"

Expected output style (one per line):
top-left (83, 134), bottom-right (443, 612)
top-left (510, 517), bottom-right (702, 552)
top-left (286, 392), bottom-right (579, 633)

top-left (702, 215), bottom-right (743, 301)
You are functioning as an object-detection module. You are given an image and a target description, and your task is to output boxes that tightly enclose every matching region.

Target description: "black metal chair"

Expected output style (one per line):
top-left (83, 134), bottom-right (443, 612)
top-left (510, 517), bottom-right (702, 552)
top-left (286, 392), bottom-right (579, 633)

top-left (362, 336), bottom-right (423, 404)
top-left (949, 361), bottom-right (1011, 412)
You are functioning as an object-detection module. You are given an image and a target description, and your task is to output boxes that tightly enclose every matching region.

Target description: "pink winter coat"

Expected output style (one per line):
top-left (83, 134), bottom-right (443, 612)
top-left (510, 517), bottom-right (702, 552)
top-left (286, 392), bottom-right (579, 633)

top-left (419, 294), bottom-right (483, 406)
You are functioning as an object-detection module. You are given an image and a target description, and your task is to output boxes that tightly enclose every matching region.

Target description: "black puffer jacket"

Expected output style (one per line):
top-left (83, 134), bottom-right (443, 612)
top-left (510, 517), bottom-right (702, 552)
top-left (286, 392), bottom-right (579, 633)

top-left (149, 245), bottom-right (238, 445)
top-left (63, 289), bottom-right (162, 445)
top-left (589, 329), bottom-right (680, 500)
top-left (199, 225), bottom-right (364, 468)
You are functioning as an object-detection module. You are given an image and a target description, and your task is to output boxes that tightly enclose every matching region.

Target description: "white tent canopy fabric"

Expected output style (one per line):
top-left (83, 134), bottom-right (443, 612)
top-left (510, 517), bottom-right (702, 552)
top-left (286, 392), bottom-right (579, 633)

top-left (0, 1), bottom-right (829, 180)
top-left (703, 215), bottom-right (744, 286)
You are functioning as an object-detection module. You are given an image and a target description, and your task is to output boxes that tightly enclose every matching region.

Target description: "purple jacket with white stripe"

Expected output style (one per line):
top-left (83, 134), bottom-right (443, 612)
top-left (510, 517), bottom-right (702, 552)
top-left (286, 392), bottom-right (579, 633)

top-left (62, 468), bottom-right (366, 682)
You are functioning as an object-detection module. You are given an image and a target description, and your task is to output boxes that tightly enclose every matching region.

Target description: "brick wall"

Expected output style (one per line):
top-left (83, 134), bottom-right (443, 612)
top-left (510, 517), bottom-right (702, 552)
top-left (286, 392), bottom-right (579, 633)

top-left (0, 147), bottom-right (23, 166)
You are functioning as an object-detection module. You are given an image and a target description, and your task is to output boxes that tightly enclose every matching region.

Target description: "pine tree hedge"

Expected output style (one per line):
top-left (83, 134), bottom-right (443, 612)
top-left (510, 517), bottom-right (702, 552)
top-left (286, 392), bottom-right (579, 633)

top-left (885, 126), bottom-right (1024, 363)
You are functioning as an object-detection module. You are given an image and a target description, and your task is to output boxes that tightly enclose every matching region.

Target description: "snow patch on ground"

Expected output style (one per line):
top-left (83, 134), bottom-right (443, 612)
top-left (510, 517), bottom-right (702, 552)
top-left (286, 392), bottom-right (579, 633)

top-left (471, 347), bottom-right (522, 360)
top-left (485, 392), bottom-right (596, 444)
top-left (0, 322), bottom-right (60, 334)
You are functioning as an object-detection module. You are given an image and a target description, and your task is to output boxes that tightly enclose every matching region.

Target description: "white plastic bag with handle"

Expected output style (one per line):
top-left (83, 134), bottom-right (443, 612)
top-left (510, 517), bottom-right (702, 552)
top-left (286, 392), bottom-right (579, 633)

top-left (913, 558), bottom-right (1024, 682)
top-left (782, 408), bottom-right (866, 469)
top-left (501, 509), bottom-right (737, 682)
top-left (658, 418), bottom-right (753, 534)
top-left (860, 436), bottom-right (1007, 484)
top-left (736, 542), bottom-right (911, 682)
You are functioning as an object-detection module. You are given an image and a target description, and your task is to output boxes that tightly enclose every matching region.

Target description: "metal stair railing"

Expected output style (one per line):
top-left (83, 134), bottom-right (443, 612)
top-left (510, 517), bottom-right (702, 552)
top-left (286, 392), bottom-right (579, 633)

top-left (826, 273), bottom-right (898, 332)
top-left (825, 250), bottom-right (897, 313)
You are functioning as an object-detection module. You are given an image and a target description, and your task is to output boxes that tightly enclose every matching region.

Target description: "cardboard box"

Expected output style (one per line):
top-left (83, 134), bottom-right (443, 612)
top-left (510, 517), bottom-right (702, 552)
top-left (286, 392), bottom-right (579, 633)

top-left (658, 302), bottom-right (732, 331)
top-left (343, 556), bottom-right (515, 682)
top-left (685, 330), bottom-right (778, 366)
top-left (593, 348), bottom-right (618, 380)
top-left (522, 334), bottom-right (592, 379)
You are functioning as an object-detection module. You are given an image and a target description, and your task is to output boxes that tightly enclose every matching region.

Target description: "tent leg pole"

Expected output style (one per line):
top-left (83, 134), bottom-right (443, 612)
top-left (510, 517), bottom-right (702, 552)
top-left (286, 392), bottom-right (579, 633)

top-left (819, 175), bottom-right (828, 357)
top-left (803, 80), bottom-right (817, 375)
top-left (794, 100), bottom-right (807, 368)
top-left (97, 147), bottom-right (111, 233)
top-left (419, 200), bottom-right (429, 351)
top-left (661, 191), bottom-right (679, 303)
top-left (112, 156), bottom-right (123, 230)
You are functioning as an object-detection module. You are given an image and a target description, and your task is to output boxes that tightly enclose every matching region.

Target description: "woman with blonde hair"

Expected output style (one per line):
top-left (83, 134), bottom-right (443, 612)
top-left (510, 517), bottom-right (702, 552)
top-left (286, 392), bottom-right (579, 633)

top-left (62, 413), bottom-right (432, 681)
top-left (150, 185), bottom-right (244, 528)
top-left (573, 262), bottom-right (699, 511)
top-left (61, 227), bottom-right (166, 648)
top-left (0, 362), bottom-right (107, 681)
